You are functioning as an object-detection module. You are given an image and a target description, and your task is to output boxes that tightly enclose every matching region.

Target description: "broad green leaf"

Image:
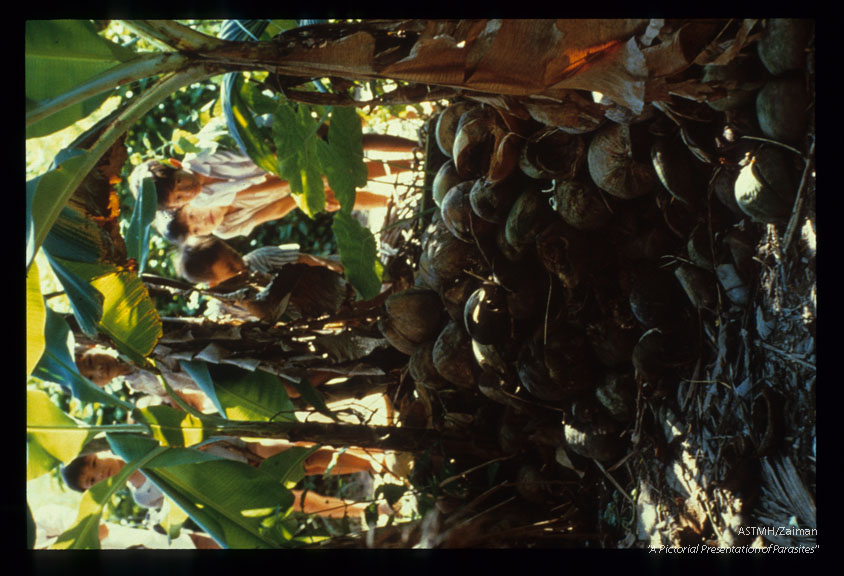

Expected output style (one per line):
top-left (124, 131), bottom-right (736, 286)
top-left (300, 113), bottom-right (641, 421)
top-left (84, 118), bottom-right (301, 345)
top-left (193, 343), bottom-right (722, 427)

top-left (265, 20), bottom-right (299, 38)
top-left (124, 177), bottom-right (158, 274)
top-left (179, 360), bottom-right (224, 415)
top-left (138, 404), bottom-right (208, 447)
top-left (27, 151), bottom-right (90, 270)
top-left (26, 20), bottom-right (135, 138)
top-left (27, 440), bottom-right (62, 484)
top-left (51, 443), bottom-right (167, 549)
top-left (223, 74), bottom-right (279, 176)
top-left (90, 266), bottom-right (162, 364)
top-left (43, 206), bottom-right (111, 264)
top-left (26, 389), bottom-right (94, 480)
top-left (106, 434), bottom-right (222, 468)
top-left (108, 435), bottom-right (295, 549)
top-left (33, 308), bottom-right (134, 410)
top-left (332, 211), bottom-right (383, 299)
top-left (43, 258), bottom-right (162, 361)
top-left (289, 377), bottom-right (338, 422)
top-left (239, 79), bottom-right (281, 116)
top-left (273, 102), bottom-right (326, 217)
top-left (196, 364), bottom-right (297, 422)
top-left (259, 445), bottom-right (321, 489)
top-left (26, 259), bottom-right (46, 379)
top-left (43, 255), bottom-right (104, 336)
top-left (316, 107), bottom-right (368, 213)
top-left (149, 460), bottom-right (295, 549)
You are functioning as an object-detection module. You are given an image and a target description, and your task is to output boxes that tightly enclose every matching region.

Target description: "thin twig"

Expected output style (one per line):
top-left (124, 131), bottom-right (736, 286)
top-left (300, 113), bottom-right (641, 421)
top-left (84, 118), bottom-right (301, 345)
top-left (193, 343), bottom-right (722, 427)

top-left (438, 456), bottom-right (512, 489)
top-left (593, 458), bottom-right (635, 506)
top-left (740, 135), bottom-right (803, 157)
top-left (782, 137), bottom-right (816, 252)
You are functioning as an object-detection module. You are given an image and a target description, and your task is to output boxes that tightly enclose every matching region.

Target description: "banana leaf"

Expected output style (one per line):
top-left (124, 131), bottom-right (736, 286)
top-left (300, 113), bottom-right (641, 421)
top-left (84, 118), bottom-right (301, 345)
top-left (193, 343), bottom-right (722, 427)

top-left (33, 307), bottom-right (134, 411)
top-left (180, 361), bottom-right (298, 422)
top-left (26, 20), bottom-right (135, 138)
top-left (124, 177), bottom-right (158, 274)
top-left (26, 389), bottom-right (96, 481)
top-left (108, 434), bottom-right (296, 549)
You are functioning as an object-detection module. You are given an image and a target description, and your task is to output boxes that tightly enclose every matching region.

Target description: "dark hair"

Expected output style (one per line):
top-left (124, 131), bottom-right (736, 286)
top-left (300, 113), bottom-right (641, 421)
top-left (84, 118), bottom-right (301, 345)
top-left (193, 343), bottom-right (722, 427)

top-left (129, 160), bottom-right (179, 210)
top-left (148, 161), bottom-right (180, 209)
top-left (60, 454), bottom-right (97, 492)
top-left (159, 210), bottom-right (190, 245)
top-left (178, 236), bottom-right (246, 285)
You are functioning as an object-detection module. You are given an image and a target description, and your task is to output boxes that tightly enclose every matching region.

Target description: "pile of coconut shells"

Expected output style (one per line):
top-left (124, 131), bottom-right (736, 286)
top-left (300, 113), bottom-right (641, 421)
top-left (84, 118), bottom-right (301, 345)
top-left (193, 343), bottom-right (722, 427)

top-left (378, 18), bottom-right (814, 542)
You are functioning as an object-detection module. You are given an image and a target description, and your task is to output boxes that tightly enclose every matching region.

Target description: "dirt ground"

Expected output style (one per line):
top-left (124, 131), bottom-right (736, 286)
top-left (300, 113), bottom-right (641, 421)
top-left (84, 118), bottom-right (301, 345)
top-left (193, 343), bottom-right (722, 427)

top-left (624, 151), bottom-right (816, 550)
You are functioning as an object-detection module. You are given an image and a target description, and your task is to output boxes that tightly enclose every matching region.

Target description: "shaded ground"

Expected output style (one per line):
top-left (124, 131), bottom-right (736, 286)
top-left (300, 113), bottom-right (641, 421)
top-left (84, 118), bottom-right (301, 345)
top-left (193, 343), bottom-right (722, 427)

top-left (626, 149), bottom-right (816, 550)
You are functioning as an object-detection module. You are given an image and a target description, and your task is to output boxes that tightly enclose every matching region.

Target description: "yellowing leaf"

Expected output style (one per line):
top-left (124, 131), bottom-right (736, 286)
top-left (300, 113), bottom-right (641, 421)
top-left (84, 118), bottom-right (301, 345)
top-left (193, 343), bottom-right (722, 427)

top-left (26, 260), bottom-right (46, 378)
top-left (139, 405), bottom-right (209, 447)
top-left (26, 389), bottom-right (93, 480)
top-left (89, 267), bottom-right (162, 363)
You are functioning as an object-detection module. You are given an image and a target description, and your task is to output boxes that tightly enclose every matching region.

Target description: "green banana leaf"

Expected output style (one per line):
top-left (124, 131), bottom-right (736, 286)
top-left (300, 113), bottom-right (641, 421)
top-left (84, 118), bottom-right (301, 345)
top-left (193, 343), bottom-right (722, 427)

top-left (259, 445), bottom-right (321, 489)
top-left (124, 177), bottom-right (158, 274)
top-left (223, 74), bottom-right (280, 176)
top-left (27, 151), bottom-right (90, 271)
top-left (26, 389), bottom-right (96, 481)
top-left (108, 435), bottom-right (296, 549)
top-left (33, 308), bottom-right (135, 411)
top-left (43, 255), bottom-right (104, 337)
top-left (332, 211), bottom-right (384, 300)
top-left (43, 258), bottom-right (162, 364)
top-left (180, 361), bottom-right (298, 422)
top-left (90, 267), bottom-right (162, 364)
top-left (26, 20), bottom-right (135, 139)
top-left (43, 207), bottom-right (113, 264)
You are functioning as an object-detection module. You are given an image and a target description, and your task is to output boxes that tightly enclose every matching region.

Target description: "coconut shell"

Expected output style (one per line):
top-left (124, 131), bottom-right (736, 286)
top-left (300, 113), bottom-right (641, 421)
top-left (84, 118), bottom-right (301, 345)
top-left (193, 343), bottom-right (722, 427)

top-left (553, 178), bottom-right (612, 230)
top-left (384, 287), bottom-right (445, 344)
top-left (587, 122), bottom-right (657, 199)
top-left (432, 320), bottom-right (477, 390)
top-left (756, 77), bottom-right (809, 144)
top-left (409, 340), bottom-right (451, 391)
top-left (436, 101), bottom-right (475, 158)
top-left (432, 160), bottom-right (463, 208)
top-left (757, 18), bottom-right (812, 76)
